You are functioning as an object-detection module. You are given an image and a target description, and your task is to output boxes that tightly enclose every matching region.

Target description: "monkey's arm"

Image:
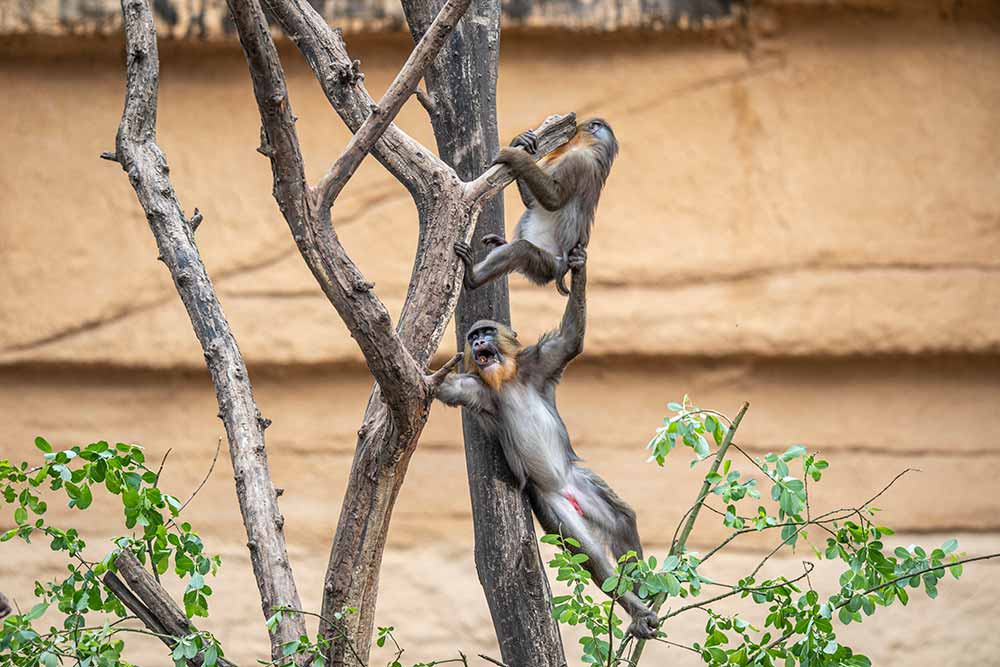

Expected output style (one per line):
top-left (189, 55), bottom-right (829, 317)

top-left (494, 148), bottom-right (570, 212)
top-left (434, 373), bottom-right (492, 412)
top-left (533, 247), bottom-right (587, 379)
top-left (515, 177), bottom-right (535, 208)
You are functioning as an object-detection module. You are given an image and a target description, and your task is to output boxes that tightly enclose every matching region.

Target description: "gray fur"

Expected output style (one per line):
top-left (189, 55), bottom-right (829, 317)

top-left (457, 119), bottom-right (618, 295)
top-left (433, 261), bottom-right (659, 639)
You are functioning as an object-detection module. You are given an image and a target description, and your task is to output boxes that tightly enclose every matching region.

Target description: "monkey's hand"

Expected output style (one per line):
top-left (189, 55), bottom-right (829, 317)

top-left (424, 354), bottom-right (464, 396)
top-left (627, 608), bottom-right (660, 640)
top-left (492, 146), bottom-right (533, 168)
top-left (481, 233), bottom-right (507, 249)
top-left (454, 241), bottom-right (480, 290)
top-left (509, 129), bottom-right (538, 154)
top-left (568, 245), bottom-right (587, 272)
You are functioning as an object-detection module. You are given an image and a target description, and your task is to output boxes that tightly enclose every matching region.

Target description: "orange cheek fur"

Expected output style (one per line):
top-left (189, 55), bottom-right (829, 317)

top-left (478, 358), bottom-right (518, 393)
top-left (538, 128), bottom-right (596, 168)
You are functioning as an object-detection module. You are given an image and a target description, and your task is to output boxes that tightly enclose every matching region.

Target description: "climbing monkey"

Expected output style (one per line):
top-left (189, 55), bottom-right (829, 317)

top-left (455, 118), bottom-right (618, 295)
top-left (429, 247), bottom-right (659, 639)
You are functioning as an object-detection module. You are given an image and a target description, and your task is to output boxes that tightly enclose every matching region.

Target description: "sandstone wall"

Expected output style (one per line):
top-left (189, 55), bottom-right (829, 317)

top-left (1, 4), bottom-right (999, 665)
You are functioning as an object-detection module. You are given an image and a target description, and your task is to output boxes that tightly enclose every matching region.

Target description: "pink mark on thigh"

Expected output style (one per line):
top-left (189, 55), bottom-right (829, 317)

top-left (563, 492), bottom-right (584, 517)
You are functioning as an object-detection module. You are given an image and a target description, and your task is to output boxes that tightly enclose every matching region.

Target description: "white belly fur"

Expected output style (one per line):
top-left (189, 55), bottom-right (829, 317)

top-left (517, 208), bottom-right (563, 258)
top-left (501, 383), bottom-right (569, 490)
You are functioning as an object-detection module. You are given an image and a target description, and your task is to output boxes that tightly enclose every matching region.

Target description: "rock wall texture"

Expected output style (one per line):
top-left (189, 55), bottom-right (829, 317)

top-left (1, 2), bottom-right (999, 665)
top-left (0, 0), bottom-right (740, 36)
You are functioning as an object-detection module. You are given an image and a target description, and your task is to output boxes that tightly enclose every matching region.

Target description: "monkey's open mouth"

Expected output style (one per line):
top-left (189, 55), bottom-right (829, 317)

top-left (475, 348), bottom-right (499, 369)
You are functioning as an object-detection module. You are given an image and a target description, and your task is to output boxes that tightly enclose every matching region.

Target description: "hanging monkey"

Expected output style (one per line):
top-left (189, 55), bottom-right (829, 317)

top-left (455, 118), bottom-right (618, 296)
top-left (428, 247), bottom-right (659, 639)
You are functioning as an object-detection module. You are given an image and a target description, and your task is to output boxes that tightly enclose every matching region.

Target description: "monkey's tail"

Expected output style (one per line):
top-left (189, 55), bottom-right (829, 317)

top-left (555, 271), bottom-right (570, 296)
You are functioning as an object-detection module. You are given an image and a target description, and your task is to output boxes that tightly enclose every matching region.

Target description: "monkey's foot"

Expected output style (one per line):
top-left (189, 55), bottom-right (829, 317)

top-left (627, 609), bottom-right (660, 640)
top-left (510, 129), bottom-right (538, 154)
top-left (481, 233), bottom-right (507, 249)
top-left (568, 245), bottom-right (587, 270)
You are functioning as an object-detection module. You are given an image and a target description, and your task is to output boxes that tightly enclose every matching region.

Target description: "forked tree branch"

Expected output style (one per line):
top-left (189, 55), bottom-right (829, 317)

top-left (103, 551), bottom-right (240, 667)
top-left (107, 0), bottom-right (306, 659)
top-left (314, 0), bottom-right (472, 210)
top-left (227, 0), bottom-right (435, 430)
top-left (264, 0), bottom-right (451, 199)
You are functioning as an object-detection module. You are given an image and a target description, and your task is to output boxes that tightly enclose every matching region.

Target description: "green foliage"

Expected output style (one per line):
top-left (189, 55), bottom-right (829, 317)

top-left (546, 399), bottom-right (973, 666)
top-left (543, 532), bottom-right (706, 665)
top-left (0, 439), bottom-right (224, 666)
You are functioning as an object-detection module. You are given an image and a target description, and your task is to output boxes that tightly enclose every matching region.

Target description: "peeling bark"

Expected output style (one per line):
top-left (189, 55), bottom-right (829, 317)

top-left (110, 0), bottom-right (576, 665)
top-left (107, 0), bottom-right (306, 660)
top-left (402, 2), bottom-right (568, 665)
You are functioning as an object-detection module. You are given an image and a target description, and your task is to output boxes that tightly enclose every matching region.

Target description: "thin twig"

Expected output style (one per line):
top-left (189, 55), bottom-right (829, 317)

top-left (651, 637), bottom-right (700, 654)
top-left (699, 468), bottom-right (918, 566)
top-left (671, 403), bottom-right (750, 556)
top-left (177, 438), bottom-right (222, 515)
top-left (660, 563), bottom-right (814, 622)
top-left (414, 86), bottom-right (436, 117)
top-left (747, 552), bottom-right (1000, 662)
top-left (478, 654), bottom-right (511, 667)
top-left (627, 401), bottom-right (749, 666)
top-left (273, 607), bottom-right (367, 667)
top-left (147, 448), bottom-right (172, 582)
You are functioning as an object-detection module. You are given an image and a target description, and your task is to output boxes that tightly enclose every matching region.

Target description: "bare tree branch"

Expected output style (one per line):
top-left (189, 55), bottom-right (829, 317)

top-left (103, 551), bottom-right (239, 667)
top-left (463, 113), bottom-right (578, 206)
top-left (107, 0), bottom-right (305, 659)
top-left (263, 0), bottom-right (451, 199)
top-left (314, 0), bottom-right (473, 210)
top-left (227, 0), bottom-right (428, 429)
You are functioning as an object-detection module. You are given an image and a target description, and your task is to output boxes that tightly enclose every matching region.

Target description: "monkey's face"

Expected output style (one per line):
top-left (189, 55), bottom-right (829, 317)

top-left (467, 325), bottom-right (504, 372)
top-left (581, 118), bottom-right (616, 146)
top-left (464, 320), bottom-right (519, 391)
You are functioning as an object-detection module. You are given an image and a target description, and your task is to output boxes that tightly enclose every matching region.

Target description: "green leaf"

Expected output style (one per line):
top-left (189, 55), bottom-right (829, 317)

top-left (24, 602), bottom-right (48, 621)
top-left (663, 573), bottom-right (681, 596)
top-left (39, 651), bottom-right (58, 667)
top-left (14, 506), bottom-right (27, 525)
top-left (203, 643), bottom-right (219, 667)
top-left (781, 445), bottom-right (807, 461)
top-left (34, 437), bottom-right (53, 453)
top-left (76, 484), bottom-right (93, 510)
top-left (942, 538), bottom-right (958, 555)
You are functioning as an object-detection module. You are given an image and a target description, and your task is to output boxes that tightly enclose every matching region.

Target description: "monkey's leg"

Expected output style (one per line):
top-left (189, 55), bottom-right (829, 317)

top-left (531, 488), bottom-right (660, 639)
top-left (579, 468), bottom-right (644, 562)
top-left (456, 239), bottom-right (563, 290)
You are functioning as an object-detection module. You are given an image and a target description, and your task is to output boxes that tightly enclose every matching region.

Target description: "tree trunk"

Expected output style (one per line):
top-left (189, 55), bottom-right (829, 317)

top-left (402, 2), bottom-right (567, 665)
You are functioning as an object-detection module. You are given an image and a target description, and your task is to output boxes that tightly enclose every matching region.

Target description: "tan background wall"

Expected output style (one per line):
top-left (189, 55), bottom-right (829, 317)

top-left (1, 3), bottom-right (999, 665)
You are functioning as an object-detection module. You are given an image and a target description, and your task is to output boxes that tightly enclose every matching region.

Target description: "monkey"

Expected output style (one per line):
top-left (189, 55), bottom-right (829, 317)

top-left (427, 246), bottom-right (659, 639)
top-left (0, 592), bottom-right (11, 620)
top-left (454, 118), bottom-right (618, 296)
